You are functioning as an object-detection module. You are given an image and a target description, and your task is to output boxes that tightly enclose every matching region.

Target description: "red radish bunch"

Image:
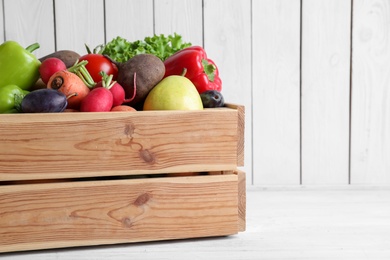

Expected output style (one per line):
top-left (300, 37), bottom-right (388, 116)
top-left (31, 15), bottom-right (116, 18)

top-left (80, 71), bottom-right (137, 112)
top-left (39, 57), bottom-right (67, 84)
top-left (80, 87), bottom-right (113, 112)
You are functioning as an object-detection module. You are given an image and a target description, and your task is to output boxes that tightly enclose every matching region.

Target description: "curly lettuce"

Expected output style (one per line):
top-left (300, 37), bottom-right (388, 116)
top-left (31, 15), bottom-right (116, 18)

top-left (100, 33), bottom-right (192, 63)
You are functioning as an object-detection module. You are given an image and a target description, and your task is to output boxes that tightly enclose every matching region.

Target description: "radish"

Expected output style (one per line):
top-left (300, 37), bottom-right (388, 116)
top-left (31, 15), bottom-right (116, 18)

top-left (96, 71), bottom-right (137, 107)
top-left (80, 87), bottom-right (113, 112)
top-left (39, 57), bottom-right (67, 84)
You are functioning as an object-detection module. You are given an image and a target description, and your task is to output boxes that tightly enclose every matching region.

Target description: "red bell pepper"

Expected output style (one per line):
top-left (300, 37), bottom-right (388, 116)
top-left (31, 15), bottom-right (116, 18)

top-left (163, 46), bottom-right (222, 93)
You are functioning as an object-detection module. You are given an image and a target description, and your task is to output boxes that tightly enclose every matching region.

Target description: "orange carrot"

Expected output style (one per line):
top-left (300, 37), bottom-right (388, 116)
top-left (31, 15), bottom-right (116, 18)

top-left (47, 70), bottom-right (90, 109)
top-left (110, 105), bottom-right (137, 112)
top-left (47, 60), bottom-right (96, 110)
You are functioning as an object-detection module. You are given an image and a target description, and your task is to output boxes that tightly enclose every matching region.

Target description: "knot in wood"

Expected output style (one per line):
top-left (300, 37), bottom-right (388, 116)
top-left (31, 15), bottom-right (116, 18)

top-left (139, 149), bottom-right (155, 164)
top-left (124, 123), bottom-right (135, 137)
top-left (134, 193), bottom-right (151, 206)
top-left (121, 217), bottom-right (132, 228)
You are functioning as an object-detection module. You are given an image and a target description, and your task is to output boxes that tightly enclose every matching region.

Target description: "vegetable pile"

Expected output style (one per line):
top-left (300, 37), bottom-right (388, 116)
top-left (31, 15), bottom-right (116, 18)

top-left (0, 33), bottom-right (225, 114)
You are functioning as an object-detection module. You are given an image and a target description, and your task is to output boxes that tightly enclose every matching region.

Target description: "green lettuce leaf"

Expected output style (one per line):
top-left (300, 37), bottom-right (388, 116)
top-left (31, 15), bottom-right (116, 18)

top-left (101, 33), bottom-right (191, 63)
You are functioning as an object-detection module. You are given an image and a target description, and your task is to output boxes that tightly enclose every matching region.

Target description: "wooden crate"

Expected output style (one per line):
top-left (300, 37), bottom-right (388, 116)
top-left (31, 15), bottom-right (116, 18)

top-left (0, 104), bottom-right (245, 253)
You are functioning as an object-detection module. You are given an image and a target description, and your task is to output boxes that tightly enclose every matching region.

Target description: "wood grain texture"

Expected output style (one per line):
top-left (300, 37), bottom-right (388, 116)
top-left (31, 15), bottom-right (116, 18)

top-left (203, 0), bottom-right (252, 184)
top-left (236, 169), bottom-right (246, 232)
top-left (2, 187), bottom-right (390, 259)
top-left (351, 0), bottom-right (390, 184)
top-left (301, 0), bottom-right (351, 184)
top-left (0, 173), bottom-right (240, 253)
top-left (154, 0), bottom-right (203, 46)
top-left (104, 0), bottom-right (154, 42)
top-left (225, 104), bottom-right (245, 167)
top-left (54, 0), bottom-right (105, 54)
top-left (252, 0), bottom-right (301, 185)
top-left (0, 107), bottom-right (241, 181)
top-left (3, 1), bottom-right (390, 186)
top-left (3, 0), bottom-right (55, 57)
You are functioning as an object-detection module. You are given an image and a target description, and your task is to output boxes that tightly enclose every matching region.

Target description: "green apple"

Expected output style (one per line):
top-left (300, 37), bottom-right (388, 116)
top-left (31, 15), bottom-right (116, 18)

top-left (143, 75), bottom-right (203, 110)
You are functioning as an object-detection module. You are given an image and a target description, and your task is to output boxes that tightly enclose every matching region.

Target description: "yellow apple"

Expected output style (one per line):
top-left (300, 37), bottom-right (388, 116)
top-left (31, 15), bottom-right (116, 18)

top-left (143, 75), bottom-right (203, 110)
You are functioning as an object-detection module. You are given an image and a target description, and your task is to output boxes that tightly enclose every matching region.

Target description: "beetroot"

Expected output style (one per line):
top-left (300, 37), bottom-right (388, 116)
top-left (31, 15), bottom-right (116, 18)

top-left (107, 54), bottom-right (165, 107)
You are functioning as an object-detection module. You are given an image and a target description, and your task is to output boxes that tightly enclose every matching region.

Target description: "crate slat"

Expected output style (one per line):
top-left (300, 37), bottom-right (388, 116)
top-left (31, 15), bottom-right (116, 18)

top-left (0, 172), bottom-right (240, 253)
top-left (0, 106), bottom-right (244, 181)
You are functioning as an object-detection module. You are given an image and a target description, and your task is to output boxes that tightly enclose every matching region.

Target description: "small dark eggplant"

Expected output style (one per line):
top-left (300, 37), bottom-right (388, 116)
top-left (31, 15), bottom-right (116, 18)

top-left (21, 89), bottom-right (68, 113)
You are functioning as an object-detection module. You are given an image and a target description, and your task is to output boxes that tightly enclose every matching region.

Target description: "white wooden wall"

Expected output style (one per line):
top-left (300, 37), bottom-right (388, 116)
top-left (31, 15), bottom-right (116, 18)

top-left (1, 0), bottom-right (389, 186)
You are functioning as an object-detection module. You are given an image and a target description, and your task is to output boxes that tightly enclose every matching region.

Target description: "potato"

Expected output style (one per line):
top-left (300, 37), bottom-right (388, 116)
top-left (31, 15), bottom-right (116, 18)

top-left (114, 54), bottom-right (165, 108)
top-left (39, 50), bottom-right (81, 68)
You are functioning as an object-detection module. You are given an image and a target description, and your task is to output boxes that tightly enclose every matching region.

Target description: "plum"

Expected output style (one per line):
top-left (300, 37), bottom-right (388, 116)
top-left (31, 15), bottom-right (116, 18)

top-left (200, 90), bottom-right (225, 108)
top-left (21, 89), bottom-right (68, 113)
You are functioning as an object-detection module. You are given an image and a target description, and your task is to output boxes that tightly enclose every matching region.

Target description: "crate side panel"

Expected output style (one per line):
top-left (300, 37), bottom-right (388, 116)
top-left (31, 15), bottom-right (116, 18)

top-left (237, 169), bottom-right (246, 231)
top-left (0, 174), bottom-right (238, 253)
top-left (0, 108), bottom-right (239, 181)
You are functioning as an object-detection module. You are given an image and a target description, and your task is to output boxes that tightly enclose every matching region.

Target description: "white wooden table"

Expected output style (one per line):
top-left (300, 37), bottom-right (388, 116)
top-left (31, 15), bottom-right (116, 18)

top-left (2, 186), bottom-right (390, 260)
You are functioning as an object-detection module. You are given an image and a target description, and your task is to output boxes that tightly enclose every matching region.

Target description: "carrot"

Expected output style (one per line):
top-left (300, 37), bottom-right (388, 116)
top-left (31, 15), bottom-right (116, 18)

top-left (47, 60), bottom-right (96, 109)
top-left (110, 105), bottom-right (137, 112)
top-left (47, 70), bottom-right (90, 109)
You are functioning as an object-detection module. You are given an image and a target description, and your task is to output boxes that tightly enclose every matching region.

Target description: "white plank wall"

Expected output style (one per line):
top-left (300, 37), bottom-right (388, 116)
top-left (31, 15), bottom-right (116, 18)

top-left (3, 0), bottom-right (55, 57)
top-left (105, 0), bottom-right (154, 43)
top-left (202, 0), bottom-right (252, 185)
top-left (55, 0), bottom-right (105, 54)
top-left (351, 0), bottom-right (390, 185)
top-left (252, 0), bottom-right (301, 185)
top-left (1, 0), bottom-right (390, 186)
top-left (301, 0), bottom-right (351, 184)
top-left (154, 0), bottom-right (203, 46)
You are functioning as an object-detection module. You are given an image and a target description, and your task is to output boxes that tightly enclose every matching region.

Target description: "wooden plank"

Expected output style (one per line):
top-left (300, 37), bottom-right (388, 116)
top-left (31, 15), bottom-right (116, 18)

top-left (104, 0), bottom-right (154, 42)
top-left (0, 107), bottom-right (241, 181)
top-left (203, 0), bottom-right (252, 184)
top-left (154, 0), bottom-right (203, 46)
top-left (54, 0), bottom-right (104, 55)
top-left (0, 173), bottom-right (239, 253)
top-left (225, 104), bottom-right (245, 167)
top-left (2, 187), bottom-right (390, 259)
top-left (301, 0), bottom-right (351, 184)
top-left (3, 0), bottom-right (55, 57)
top-left (236, 169), bottom-right (246, 232)
top-left (350, 0), bottom-right (390, 184)
top-left (252, 0), bottom-right (301, 185)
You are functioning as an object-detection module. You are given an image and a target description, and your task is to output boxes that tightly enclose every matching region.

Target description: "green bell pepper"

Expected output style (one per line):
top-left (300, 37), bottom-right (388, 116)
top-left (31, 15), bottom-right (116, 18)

top-left (0, 41), bottom-right (41, 90)
top-left (0, 84), bottom-right (27, 113)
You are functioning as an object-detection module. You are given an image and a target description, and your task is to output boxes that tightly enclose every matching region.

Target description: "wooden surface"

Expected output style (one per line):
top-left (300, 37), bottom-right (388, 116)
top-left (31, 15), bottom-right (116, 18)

top-left (301, 0), bottom-right (351, 184)
top-left (203, 0), bottom-right (253, 183)
top-left (2, 186), bottom-right (389, 259)
top-left (0, 106), bottom-right (242, 181)
top-left (252, 0), bottom-right (301, 185)
top-left (1, 0), bottom-right (390, 185)
top-left (0, 171), bottom-right (244, 253)
top-left (350, 0), bottom-right (390, 184)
